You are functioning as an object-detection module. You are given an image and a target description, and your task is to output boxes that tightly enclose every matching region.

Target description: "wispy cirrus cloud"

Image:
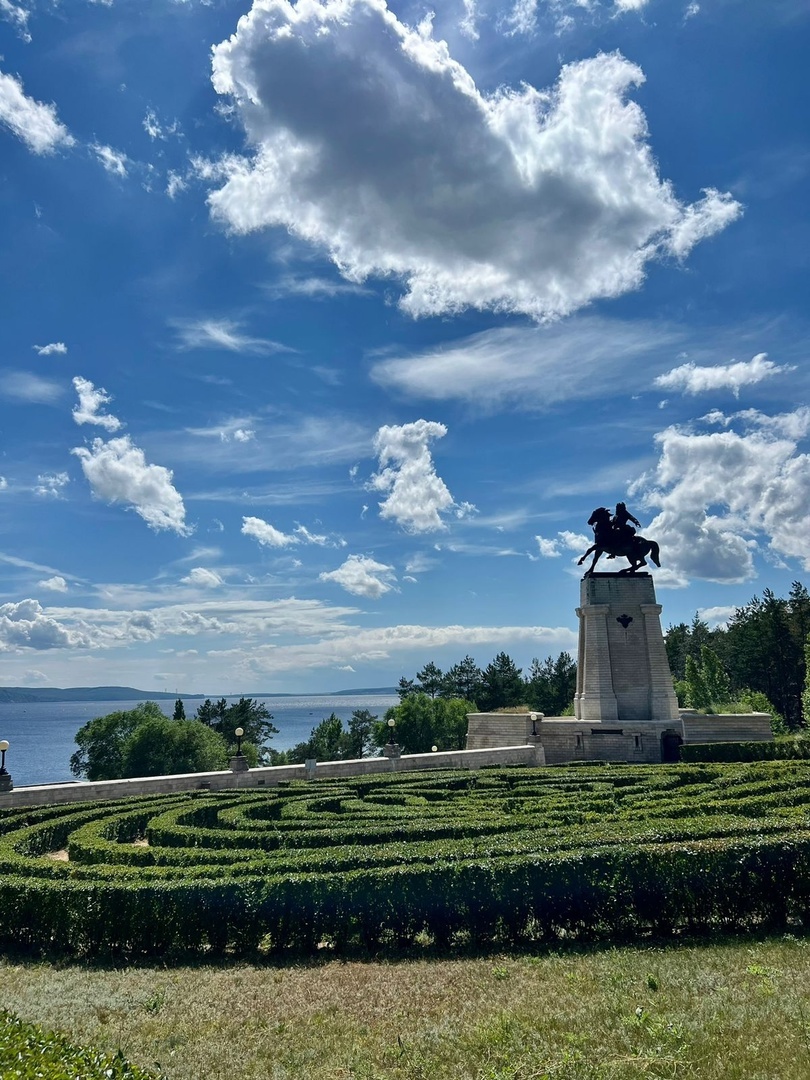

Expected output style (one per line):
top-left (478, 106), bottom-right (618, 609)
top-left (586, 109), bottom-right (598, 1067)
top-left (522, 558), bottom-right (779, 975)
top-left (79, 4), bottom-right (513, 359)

top-left (172, 317), bottom-right (290, 354)
top-left (371, 317), bottom-right (686, 411)
top-left (264, 274), bottom-right (372, 300)
top-left (0, 371), bottom-right (63, 403)
top-left (92, 143), bottom-right (129, 178)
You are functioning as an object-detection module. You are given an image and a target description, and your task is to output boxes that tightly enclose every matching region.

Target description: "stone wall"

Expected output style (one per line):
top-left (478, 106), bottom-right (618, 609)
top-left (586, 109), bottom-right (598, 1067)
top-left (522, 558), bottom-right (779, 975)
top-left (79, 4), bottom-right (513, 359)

top-left (680, 712), bottom-right (773, 743)
top-left (467, 714), bottom-right (668, 764)
top-left (466, 711), bottom-right (773, 764)
top-left (0, 743), bottom-right (544, 810)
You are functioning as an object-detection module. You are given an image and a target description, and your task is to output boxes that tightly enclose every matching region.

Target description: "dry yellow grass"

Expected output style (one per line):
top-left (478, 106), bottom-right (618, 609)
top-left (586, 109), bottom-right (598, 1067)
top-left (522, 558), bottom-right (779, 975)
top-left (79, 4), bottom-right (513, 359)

top-left (4, 936), bottom-right (810, 1079)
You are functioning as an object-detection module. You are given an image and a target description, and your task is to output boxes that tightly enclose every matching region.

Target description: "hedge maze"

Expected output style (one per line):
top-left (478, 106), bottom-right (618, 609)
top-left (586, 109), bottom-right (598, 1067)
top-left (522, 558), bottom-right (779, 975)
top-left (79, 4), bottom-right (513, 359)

top-left (2, 761), bottom-right (810, 958)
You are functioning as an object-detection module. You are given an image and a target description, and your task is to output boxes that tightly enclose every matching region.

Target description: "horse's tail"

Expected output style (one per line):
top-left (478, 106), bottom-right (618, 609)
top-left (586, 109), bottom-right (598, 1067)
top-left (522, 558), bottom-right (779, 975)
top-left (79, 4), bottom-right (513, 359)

top-left (648, 540), bottom-right (661, 568)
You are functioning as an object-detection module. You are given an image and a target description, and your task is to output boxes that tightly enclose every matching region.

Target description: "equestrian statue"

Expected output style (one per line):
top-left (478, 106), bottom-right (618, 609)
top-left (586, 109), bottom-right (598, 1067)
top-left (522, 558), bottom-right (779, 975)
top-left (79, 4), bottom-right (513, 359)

top-left (578, 502), bottom-right (661, 576)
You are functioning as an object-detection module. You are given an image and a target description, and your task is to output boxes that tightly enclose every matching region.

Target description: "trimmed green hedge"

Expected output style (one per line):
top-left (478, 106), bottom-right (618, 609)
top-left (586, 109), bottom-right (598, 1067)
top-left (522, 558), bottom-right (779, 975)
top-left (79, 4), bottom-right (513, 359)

top-left (2, 764), bottom-right (810, 957)
top-left (680, 740), bottom-right (810, 763)
top-left (0, 1010), bottom-right (164, 1079)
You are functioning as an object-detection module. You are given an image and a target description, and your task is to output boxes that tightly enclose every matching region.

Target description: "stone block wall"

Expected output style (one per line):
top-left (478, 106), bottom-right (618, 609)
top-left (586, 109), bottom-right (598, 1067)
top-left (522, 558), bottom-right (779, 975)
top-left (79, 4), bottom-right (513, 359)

top-left (0, 743), bottom-right (544, 810)
top-left (680, 712), bottom-right (773, 743)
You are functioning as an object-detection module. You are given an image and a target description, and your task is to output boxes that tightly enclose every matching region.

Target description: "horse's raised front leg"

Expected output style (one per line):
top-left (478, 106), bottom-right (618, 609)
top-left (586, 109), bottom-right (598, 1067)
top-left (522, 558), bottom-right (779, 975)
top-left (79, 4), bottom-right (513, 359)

top-left (577, 544), bottom-right (596, 566)
top-left (583, 548), bottom-right (603, 576)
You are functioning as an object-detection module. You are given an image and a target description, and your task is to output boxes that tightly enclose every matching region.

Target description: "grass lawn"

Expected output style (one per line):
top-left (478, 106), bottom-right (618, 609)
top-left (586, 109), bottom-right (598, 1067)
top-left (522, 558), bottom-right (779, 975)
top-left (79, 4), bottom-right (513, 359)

top-left (4, 935), bottom-right (810, 1079)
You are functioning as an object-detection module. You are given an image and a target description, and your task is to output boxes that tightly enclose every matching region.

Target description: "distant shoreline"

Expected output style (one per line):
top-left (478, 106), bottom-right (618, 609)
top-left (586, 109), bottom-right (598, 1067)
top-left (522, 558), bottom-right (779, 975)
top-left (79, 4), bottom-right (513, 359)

top-left (0, 685), bottom-right (398, 704)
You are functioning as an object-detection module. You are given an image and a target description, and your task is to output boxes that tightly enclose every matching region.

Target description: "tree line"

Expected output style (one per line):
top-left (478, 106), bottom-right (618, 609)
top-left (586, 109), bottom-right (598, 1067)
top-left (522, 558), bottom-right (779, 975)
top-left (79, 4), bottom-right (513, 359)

top-left (397, 651), bottom-right (577, 716)
top-left (664, 580), bottom-right (810, 730)
top-left (69, 580), bottom-right (810, 780)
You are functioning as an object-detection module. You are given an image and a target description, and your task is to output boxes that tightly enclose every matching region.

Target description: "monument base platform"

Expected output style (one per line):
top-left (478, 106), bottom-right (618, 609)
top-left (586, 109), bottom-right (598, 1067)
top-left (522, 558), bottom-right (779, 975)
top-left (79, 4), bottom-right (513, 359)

top-left (465, 711), bottom-right (773, 764)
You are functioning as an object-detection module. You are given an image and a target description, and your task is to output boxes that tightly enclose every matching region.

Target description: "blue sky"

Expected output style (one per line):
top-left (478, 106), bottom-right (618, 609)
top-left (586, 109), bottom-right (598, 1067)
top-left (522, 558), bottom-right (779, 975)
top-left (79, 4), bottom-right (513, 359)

top-left (0, 0), bottom-right (808, 694)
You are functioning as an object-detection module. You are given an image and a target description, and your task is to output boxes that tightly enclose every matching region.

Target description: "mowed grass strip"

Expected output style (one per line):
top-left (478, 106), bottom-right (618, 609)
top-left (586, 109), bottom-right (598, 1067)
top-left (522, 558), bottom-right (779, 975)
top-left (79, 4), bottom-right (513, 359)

top-left (4, 936), bottom-right (810, 1079)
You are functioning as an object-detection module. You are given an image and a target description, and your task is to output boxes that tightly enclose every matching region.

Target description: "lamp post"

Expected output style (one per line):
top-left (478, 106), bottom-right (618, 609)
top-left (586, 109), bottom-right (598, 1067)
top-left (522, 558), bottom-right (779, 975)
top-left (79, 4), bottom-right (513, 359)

top-left (383, 717), bottom-right (400, 760)
top-left (230, 727), bottom-right (249, 773)
top-left (530, 712), bottom-right (538, 737)
top-left (0, 740), bottom-right (12, 793)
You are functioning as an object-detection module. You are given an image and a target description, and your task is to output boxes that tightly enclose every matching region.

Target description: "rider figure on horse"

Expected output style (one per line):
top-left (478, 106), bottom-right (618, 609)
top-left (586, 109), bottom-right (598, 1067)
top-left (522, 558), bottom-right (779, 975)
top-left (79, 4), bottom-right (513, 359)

top-left (607, 502), bottom-right (642, 557)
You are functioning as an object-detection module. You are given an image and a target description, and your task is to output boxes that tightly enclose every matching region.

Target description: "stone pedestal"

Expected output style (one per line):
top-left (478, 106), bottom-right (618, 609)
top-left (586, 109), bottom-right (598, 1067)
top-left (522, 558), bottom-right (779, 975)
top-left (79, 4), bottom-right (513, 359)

top-left (574, 573), bottom-right (679, 724)
top-left (0, 773), bottom-right (12, 793)
top-left (229, 754), bottom-right (249, 773)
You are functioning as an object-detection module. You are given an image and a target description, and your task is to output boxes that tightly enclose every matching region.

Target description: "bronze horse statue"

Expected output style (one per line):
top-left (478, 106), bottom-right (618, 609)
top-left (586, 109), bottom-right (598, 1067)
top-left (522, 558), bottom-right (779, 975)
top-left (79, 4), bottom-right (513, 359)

top-left (578, 506), bottom-right (661, 576)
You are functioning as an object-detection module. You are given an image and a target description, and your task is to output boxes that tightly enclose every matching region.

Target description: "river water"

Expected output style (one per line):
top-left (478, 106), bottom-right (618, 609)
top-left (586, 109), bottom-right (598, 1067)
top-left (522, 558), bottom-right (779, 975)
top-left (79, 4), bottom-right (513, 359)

top-left (0, 695), bottom-right (398, 788)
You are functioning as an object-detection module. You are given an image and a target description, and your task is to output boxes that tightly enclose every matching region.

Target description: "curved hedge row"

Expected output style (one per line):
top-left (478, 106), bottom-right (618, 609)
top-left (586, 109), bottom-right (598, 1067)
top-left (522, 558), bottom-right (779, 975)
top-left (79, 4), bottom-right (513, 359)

top-left (2, 762), bottom-right (810, 957)
top-left (0, 1010), bottom-right (163, 1079)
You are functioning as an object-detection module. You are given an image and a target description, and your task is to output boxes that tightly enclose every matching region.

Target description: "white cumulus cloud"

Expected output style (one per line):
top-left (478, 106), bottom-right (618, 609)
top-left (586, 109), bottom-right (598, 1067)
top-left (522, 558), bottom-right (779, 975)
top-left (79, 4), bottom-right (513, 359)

top-left (37, 575), bottom-right (68, 592)
top-left (0, 599), bottom-right (83, 650)
top-left (319, 554), bottom-right (397, 599)
top-left (181, 567), bottom-right (224, 588)
top-left (72, 376), bottom-right (122, 431)
top-left (35, 472), bottom-right (69, 498)
top-left (370, 420), bottom-right (469, 533)
top-left (204, 1), bottom-right (740, 320)
top-left (0, 69), bottom-right (74, 155)
top-left (241, 516), bottom-right (298, 547)
top-left (654, 353), bottom-right (792, 397)
top-left (33, 342), bottom-right (67, 356)
top-left (72, 436), bottom-right (190, 535)
top-left (632, 408), bottom-right (810, 583)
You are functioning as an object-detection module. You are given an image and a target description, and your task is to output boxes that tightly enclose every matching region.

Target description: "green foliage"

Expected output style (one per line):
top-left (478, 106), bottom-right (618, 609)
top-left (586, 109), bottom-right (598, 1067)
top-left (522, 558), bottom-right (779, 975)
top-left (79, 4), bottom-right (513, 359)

top-left (441, 655), bottom-right (484, 703)
top-left (416, 662), bottom-right (444, 698)
top-left (375, 694), bottom-right (473, 753)
top-left (679, 740), bottom-right (810, 762)
top-left (803, 632), bottom-right (810, 728)
top-left (121, 718), bottom-right (228, 777)
top-left (272, 710), bottom-right (378, 764)
top-left (666, 585), bottom-right (810, 729)
top-left (172, 698), bottom-right (185, 721)
top-left (70, 702), bottom-right (168, 780)
top-left (685, 655), bottom-right (712, 711)
top-left (0, 1010), bottom-right (164, 1079)
top-left (478, 653), bottom-right (525, 712)
top-left (397, 651), bottom-right (574, 714)
top-left (525, 653), bottom-right (576, 715)
top-left (7, 762), bottom-right (810, 959)
top-left (194, 698), bottom-right (278, 762)
top-left (347, 708), bottom-right (377, 758)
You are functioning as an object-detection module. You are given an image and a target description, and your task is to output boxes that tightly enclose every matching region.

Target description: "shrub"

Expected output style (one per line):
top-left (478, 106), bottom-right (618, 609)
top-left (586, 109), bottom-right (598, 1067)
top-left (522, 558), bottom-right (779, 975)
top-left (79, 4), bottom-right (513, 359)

top-left (2, 764), bottom-right (810, 958)
top-left (0, 1010), bottom-right (164, 1079)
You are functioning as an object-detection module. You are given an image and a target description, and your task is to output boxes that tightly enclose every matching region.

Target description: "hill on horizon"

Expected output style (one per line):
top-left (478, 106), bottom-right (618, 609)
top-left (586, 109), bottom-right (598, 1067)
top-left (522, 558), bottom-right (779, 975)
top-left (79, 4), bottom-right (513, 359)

top-left (0, 685), bottom-right (398, 704)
